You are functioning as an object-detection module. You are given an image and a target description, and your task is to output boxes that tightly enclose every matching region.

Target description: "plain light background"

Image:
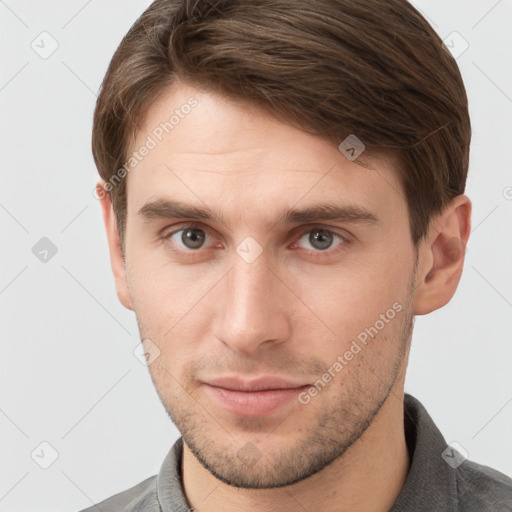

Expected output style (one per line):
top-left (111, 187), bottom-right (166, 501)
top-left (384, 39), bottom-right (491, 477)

top-left (0, 1), bottom-right (511, 510)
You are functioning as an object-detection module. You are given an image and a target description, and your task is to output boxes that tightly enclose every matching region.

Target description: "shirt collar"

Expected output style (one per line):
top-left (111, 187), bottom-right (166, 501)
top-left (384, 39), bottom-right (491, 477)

top-left (390, 393), bottom-right (458, 511)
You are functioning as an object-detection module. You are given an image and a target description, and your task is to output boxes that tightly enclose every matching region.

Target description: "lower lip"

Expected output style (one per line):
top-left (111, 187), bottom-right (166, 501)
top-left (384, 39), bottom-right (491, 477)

top-left (204, 384), bottom-right (310, 417)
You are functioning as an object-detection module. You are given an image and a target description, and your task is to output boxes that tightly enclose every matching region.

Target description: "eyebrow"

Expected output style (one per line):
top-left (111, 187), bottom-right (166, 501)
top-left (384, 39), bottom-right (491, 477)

top-left (137, 198), bottom-right (379, 227)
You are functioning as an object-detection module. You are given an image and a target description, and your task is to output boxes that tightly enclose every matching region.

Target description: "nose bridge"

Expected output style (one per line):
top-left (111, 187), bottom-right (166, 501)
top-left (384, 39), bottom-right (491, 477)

top-left (213, 249), bottom-right (289, 353)
top-left (230, 253), bottom-right (270, 309)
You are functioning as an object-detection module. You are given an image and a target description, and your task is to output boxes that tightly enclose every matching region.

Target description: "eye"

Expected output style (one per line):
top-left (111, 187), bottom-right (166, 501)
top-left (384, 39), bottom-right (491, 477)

top-left (167, 226), bottom-right (210, 250)
top-left (162, 223), bottom-right (350, 258)
top-left (295, 227), bottom-right (346, 252)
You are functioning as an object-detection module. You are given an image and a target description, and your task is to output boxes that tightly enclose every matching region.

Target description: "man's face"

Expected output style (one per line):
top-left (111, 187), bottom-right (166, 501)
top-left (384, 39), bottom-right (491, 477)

top-left (121, 82), bottom-right (417, 488)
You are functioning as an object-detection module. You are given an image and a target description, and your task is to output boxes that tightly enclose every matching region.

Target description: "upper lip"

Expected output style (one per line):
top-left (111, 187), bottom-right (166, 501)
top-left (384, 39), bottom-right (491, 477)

top-left (203, 376), bottom-right (310, 392)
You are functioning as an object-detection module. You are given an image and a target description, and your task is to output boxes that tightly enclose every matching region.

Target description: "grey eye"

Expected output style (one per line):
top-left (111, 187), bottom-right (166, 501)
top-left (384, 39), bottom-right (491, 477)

top-left (297, 229), bottom-right (344, 251)
top-left (170, 228), bottom-right (207, 249)
top-left (309, 229), bottom-right (334, 250)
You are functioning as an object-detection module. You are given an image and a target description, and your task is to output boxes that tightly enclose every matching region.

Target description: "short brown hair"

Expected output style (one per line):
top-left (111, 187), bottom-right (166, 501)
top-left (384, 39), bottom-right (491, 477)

top-left (92, 0), bottom-right (470, 250)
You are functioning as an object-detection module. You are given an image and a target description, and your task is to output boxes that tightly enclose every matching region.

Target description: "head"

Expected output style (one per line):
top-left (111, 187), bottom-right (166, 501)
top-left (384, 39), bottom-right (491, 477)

top-left (93, 0), bottom-right (471, 489)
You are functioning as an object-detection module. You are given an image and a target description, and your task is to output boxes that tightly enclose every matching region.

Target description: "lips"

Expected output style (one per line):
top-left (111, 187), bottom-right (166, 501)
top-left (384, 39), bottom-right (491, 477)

top-left (202, 376), bottom-right (310, 417)
top-left (204, 376), bottom-right (309, 392)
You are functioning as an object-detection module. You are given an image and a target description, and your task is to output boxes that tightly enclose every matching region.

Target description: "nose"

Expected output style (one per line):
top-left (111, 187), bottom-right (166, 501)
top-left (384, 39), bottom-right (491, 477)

top-left (212, 250), bottom-right (291, 354)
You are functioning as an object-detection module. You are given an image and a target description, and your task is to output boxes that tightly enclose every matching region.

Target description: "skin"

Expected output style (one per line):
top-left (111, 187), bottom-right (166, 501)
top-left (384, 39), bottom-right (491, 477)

top-left (99, 80), bottom-right (471, 512)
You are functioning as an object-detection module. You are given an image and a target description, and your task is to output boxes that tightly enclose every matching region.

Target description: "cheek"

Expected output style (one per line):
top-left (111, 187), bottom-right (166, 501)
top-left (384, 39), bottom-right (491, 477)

top-left (126, 246), bottom-right (207, 311)
top-left (126, 254), bottom-right (219, 355)
top-left (289, 257), bottom-right (410, 339)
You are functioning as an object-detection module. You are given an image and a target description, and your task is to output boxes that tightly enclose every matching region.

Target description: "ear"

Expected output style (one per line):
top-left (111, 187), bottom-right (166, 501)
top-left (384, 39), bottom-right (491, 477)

top-left (97, 181), bottom-right (133, 311)
top-left (413, 194), bottom-right (471, 315)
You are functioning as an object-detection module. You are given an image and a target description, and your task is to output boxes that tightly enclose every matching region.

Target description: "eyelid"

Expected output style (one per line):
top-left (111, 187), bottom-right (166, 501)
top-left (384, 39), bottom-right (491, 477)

top-left (162, 221), bottom-right (212, 235)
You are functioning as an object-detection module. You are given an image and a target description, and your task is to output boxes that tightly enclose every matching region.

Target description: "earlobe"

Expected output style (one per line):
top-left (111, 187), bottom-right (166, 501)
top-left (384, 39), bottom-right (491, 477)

top-left (413, 195), bottom-right (471, 315)
top-left (97, 181), bottom-right (133, 311)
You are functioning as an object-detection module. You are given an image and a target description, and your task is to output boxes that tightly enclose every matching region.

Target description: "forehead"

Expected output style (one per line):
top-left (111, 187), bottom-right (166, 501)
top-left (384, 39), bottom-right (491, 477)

top-left (126, 82), bottom-right (406, 225)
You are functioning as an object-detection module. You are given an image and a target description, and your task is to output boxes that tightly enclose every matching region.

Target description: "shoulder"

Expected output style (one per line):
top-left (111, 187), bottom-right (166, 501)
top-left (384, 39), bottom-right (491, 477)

top-left (77, 475), bottom-right (159, 512)
top-left (456, 459), bottom-right (512, 511)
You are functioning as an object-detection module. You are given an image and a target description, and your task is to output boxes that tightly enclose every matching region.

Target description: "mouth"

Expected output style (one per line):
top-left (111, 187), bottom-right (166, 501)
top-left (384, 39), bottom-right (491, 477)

top-left (202, 376), bottom-right (311, 417)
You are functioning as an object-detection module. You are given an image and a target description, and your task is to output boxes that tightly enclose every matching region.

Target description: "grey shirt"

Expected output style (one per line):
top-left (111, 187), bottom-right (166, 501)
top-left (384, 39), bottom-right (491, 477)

top-left (79, 394), bottom-right (512, 511)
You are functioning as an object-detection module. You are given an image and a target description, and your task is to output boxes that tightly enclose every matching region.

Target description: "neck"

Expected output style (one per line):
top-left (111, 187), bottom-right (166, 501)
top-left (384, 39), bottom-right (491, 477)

top-left (182, 385), bottom-right (410, 512)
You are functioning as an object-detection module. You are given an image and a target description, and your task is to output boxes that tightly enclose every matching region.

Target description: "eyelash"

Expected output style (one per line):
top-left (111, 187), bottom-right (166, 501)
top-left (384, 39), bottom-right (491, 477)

top-left (161, 222), bottom-right (351, 260)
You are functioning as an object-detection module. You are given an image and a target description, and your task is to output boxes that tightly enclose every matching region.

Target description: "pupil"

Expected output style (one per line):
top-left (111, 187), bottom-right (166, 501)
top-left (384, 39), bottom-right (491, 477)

top-left (310, 229), bottom-right (333, 250)
top-left (182, 228), bottom-right (205, 249)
